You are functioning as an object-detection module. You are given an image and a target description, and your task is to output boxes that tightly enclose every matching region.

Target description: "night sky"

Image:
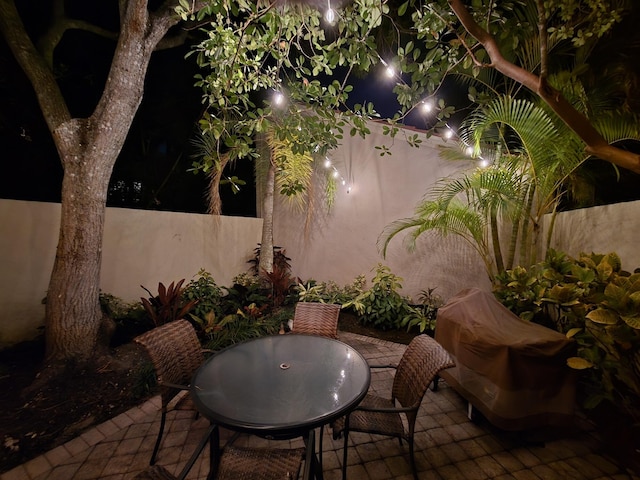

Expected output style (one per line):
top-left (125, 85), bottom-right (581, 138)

top-left (1, 1), bottom-right (639, 215)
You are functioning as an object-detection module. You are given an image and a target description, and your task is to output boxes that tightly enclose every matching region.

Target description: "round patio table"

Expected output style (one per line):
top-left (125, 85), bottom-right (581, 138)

top-left (191, 334), bottom-right (370, 479)
top-left (191, 333), bottom-right (371, 437)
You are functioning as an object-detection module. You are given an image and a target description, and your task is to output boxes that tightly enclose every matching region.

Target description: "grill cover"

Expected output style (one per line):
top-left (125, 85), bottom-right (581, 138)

top-left (435, 287), bottom-right (576, 430)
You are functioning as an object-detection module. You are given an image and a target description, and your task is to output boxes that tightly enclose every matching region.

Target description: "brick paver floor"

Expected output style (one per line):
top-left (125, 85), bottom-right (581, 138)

top-left (2, 332), bottom-right (638, 480)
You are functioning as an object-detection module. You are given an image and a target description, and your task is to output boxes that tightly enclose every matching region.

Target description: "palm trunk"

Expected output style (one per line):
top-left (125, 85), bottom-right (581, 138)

top-left (490, 210), bottom-right (504, 275)
top-left (259, 159), bottom-right (276, 276)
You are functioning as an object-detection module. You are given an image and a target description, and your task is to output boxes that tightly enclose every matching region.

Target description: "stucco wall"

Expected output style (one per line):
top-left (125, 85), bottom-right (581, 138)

top-left (0, 200), bottom-right (263, 347)
top-left (272, 121), bottom-right (491, 303)
top-left (541, 200), bottom-right (640, 271)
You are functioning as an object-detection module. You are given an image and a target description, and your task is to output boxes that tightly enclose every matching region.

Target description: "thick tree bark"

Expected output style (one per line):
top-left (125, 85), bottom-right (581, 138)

top-left (448, 0), bottom-right (640, 174)
top-left (0, 0), bottom-right (181, 364)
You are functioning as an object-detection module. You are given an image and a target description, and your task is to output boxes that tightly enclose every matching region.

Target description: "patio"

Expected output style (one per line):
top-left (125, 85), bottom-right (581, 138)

top-left (1, 332), bottom-right (637, 480)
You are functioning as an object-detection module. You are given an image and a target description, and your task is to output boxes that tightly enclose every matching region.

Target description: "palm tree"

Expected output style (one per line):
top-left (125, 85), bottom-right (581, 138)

top-left (380, 92), bottom-right (639, 282)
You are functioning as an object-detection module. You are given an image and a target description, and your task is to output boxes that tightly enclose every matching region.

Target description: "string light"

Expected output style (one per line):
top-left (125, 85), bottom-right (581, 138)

top-left (379, 58), bottom-right (398, 80)
top-left (325, 0), bottom-right (335, 24)
top-left (321, 155), bottom-right (352, 194)
top-left (273, 91), bottom-right (284, 106)
top-left (421, 100), bottom-right (433, 113)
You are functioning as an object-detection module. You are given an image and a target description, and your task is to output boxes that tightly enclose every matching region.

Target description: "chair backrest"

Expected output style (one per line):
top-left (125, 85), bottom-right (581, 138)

top-left (134, 319), bottom-right (204, 405)
top-left (392, 335), bottom-right (455, 415)
top-left (291, 302), bottom-right (341, 339)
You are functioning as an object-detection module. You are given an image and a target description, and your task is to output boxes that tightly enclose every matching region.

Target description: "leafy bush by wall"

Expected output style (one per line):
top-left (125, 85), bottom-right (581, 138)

top-left (493, 249), bottom-right (640, 422)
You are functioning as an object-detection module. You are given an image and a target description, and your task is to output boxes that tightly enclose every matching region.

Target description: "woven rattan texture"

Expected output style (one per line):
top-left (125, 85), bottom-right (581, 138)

top-left (333, 334), bottom-right (455, 439)
top-left (134, 319), bottom-right (205, 406)
top-left (291, 302), bottom-right (340, 339)
top-left (216, 445), bottom-right (307, 480)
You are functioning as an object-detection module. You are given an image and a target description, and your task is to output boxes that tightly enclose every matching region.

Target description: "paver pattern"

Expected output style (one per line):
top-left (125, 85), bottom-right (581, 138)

top-left (2, 332), bottom-right (638, 480)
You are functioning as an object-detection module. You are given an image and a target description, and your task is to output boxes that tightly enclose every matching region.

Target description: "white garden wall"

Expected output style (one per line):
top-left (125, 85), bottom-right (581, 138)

top-left (272, 121), bottom-right (490, 303)
top-left (0, 200), bottom-right (263, 347)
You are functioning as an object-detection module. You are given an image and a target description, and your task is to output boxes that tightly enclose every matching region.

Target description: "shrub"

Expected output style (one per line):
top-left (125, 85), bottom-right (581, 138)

top-left (493, 249), bottom-right (640, 422)
top-left (183, 270), bottom-right (225, 335)
top-left (140, 279), bottom-right (197, 327)
top-left (99, 292), bottom-right (150, 345)
top-left (400, 287), bottom-right (443, 334)
top-left (344, 264), bottom-right (410, 330)
top-left (295, 275), bottom-right (367, 305)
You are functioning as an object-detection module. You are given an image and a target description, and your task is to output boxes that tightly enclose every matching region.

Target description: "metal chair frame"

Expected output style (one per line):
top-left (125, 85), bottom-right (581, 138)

top-left (333, 335), bottom-right (455, 480)
top-left (134, 319), bottom-right (210, 465)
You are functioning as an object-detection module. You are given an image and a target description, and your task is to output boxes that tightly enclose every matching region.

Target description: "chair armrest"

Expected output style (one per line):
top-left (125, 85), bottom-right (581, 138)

top-left (354, 404), bottom-right (417, 414)
top-left (160, 381), bottom-right (190, 390)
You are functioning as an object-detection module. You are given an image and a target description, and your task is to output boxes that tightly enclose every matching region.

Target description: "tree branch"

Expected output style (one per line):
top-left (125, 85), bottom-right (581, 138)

top-left (447, 0), bottom-right (640, 174)
top-left (0, 0), bottom-right (71, 132)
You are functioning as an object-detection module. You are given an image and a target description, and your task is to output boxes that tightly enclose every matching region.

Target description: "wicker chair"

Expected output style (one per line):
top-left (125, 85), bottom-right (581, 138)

top-left (134, 319), bottom-right (210, 465)
top-left (332, 334), bottom-right (455, 480)
top-left (291, 302), bottom-right (340, 339)
top-left (134, 426), bottom-right (314, 480)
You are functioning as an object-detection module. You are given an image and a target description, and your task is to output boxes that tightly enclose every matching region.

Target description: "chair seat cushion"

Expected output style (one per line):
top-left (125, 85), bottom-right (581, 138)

top-left (216, 445), bottom-right (307, 480)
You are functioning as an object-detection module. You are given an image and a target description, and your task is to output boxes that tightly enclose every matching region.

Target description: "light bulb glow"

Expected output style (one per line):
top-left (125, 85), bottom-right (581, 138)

top-left (332, 170), bottom-right (339, 178)
top-left (273, 92), bottom-right (284, 106)
top-left (385, 66), bottom-right (395, 78)
top-left (325, 0), bottom-right (335, 24)
top-left (479, 158), bottom-right (489, 168)
top-left (325, 8), bottom-right (335, 23)
top-left (444, 129), bottom-right (454, 139)
top-left (465, 146), bottom-right (474, 156)
top-left (324, 158), bottom-right (331, 168)
top-left (421, 101), bottom-right (433, 113)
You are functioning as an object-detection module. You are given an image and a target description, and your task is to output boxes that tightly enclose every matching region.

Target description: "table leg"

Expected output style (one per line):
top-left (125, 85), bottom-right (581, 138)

top-left (207, 424), bottom-right (220, 480)
top-left (303, 429), bottom-right (323, 480)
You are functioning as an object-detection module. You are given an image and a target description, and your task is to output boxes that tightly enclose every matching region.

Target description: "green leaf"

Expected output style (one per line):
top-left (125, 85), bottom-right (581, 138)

top-left (586, 308), bottom-right (619, 325)
top-left (567, 357), bottom-right (593, 369)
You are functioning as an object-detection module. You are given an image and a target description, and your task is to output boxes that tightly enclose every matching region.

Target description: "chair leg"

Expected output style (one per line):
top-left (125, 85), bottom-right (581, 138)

top-left (431, 374), bottom-right (440, 392)
top-left (150, 408), bottom-right (167, 465)
top-left (317, 426), bottom-right (323, 470)
top-left (176, 424), bottom-right (216, 480)
top-left (408, 437), bottom-right (418, 480)
top-left (341, 417), bottom-right (350, 480)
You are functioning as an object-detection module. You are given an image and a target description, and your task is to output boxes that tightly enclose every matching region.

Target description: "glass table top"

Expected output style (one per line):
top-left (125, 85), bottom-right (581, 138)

top-left (191, 334), bottom-right (371, 436)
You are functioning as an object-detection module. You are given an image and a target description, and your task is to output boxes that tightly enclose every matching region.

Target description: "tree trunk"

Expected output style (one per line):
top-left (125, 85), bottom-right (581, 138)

top-left (259, 159), bottom-right (276, 276)
top-left (0, 0), bottom-right (181, 365)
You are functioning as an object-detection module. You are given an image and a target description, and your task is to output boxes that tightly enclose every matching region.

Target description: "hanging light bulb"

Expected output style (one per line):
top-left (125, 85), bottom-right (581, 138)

top-left (465, 145), bottom-right (474, 157)
top-left (385, 66), bottom-right (395, 78)
top-left (325, 0), bottom-right (335, 24)
top-left (421, 100), bottom-right (433, 113)
top-left (273, 91), bottom-right (284, 106)
top-left (444, 129), bottom-right (454, 139)
top-left (324, 157), bottom-right (332, 168)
